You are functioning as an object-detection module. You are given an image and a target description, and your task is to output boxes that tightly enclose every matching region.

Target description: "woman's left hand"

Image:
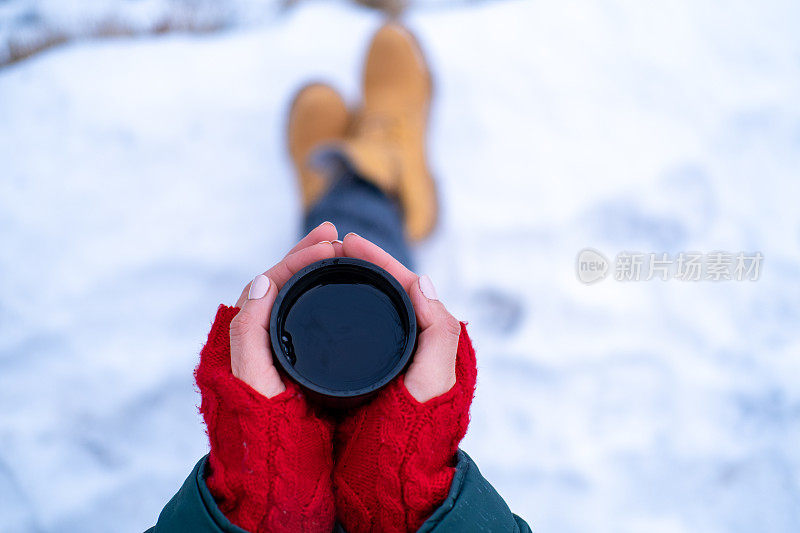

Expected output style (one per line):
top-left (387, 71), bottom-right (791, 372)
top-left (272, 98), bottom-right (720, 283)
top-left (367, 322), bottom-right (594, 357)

top-left (228, 221), bottom-right (339, 398)
top-left (195, 221), bottom-right (341, 533)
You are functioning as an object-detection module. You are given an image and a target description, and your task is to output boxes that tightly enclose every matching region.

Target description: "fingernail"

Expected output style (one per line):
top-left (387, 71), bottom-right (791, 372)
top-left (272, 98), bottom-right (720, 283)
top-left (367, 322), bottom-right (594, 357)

top-left (248, 275), bottom-right (270, 300)
top-left (419, 275), bottom-right (438, 300)
top-left (321, 221), bottom-right (335, 229)
top-left (318, 240), bottom-right (332, 245)
top-left (345, 232), bottom-right (359, 239)
top-left (332, 239), bottom-right (343, 245)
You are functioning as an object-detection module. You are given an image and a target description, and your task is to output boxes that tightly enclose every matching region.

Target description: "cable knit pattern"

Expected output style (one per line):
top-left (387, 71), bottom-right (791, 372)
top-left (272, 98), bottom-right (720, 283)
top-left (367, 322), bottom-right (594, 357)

top-left (195, 304), bottom-right (336, 533)
top-left (333, 322), bottom-right (478, 533)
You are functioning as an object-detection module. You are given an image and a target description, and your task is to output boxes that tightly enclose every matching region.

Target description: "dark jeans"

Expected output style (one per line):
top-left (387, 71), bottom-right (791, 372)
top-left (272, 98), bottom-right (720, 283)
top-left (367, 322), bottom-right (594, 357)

top-left (303, 170), bottom-right (414, 270)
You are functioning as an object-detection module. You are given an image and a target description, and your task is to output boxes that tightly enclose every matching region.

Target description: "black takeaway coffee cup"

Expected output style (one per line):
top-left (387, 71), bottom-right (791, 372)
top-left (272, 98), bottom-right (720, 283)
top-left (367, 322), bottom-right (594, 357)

top-left (269, 257), bottom-right (417, 406)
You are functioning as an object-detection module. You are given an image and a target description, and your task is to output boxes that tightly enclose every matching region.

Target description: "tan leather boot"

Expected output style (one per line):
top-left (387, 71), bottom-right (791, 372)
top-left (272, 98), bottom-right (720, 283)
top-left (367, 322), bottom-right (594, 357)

top-left (287, 83), bottom-right (350, 209)
top-left (341, 23), bottom-right (437, 242)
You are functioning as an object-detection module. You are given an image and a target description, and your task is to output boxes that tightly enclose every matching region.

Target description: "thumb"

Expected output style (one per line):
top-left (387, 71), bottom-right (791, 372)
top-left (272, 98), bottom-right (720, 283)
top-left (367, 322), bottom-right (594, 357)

top-left (229, 274), bottom-right (286, 398)
top-left (404, 275), bottom-right (461, 403)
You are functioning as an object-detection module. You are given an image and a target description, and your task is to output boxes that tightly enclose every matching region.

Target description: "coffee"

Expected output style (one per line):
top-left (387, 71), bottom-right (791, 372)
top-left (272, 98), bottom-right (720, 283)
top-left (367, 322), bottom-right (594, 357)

top-left (270, 258), bottom-right (416, 404)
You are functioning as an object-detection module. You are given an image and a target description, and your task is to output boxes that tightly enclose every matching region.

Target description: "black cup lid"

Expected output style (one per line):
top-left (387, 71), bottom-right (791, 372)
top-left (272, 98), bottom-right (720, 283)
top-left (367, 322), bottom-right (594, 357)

top-left (269, 257), bottom-right (417, 398)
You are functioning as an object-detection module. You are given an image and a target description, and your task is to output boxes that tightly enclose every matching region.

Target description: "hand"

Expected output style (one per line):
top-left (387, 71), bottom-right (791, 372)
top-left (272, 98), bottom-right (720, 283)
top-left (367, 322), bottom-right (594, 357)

top-left (229, 226), bottom-right (459, 403)
top-left (195, 221), bottom-right (340, 533)
top-left (334, 233), bottom-right (478, 533)
top-left (342, 232), bottom-right (462, 402)
top-left (229, 221), bottom-right (338, 398)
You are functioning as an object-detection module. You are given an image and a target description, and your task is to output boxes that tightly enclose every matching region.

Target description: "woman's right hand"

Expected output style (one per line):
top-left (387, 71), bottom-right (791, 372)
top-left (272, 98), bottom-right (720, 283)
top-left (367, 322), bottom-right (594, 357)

top-left (333, 233), bottom-right (478, 533)
top-left (341, 232), bottom-right (464, 402)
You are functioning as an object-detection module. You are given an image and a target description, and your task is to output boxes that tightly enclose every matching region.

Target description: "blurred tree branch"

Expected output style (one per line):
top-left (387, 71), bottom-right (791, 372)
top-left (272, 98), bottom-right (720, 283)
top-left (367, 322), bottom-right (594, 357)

top-left (1, 0), bottom-right (496, 68)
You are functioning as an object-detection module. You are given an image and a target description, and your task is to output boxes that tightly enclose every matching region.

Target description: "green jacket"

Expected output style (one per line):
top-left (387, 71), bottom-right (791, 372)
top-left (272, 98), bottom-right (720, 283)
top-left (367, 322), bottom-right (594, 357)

top-left (148, 450), bottom-right (530, 532)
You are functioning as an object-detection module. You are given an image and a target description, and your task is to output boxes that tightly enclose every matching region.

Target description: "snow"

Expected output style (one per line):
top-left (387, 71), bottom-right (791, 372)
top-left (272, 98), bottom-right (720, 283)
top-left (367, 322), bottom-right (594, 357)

top-left (2, 0), bottom-right (800, 531)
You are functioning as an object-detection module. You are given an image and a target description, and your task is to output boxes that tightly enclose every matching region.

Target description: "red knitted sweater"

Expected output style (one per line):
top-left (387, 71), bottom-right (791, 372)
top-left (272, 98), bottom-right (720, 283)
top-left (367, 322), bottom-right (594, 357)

top-left (196, 305), bottom-right (335, 532)
top-left (195, 304), bottom-right (477, 533)
top-left (333, 322), bottom-right (477, 532)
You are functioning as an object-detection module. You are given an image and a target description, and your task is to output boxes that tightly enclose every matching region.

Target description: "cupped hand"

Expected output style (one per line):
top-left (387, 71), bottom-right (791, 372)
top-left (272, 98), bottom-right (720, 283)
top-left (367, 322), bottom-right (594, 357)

top-left (341, 232), bottom-right (461, 403)
top-left (196, 221), bottom-right (341, 533)
top-left (229, 221), bottom-right (338, 398)
top-left (333, 233), bottom-right (476, 533)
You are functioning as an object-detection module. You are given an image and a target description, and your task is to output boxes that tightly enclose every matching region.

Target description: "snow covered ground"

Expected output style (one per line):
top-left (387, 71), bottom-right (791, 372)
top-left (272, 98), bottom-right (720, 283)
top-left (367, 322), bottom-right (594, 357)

top-left (2, 0), bottom-right (800, 531)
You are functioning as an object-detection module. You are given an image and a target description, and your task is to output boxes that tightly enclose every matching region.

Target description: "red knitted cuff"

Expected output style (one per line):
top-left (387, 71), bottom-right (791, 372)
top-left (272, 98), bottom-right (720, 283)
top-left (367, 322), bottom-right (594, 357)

top-left (196, 305), bottom-right (335, 533)
top-left (334, 322), bottom-right (478, 533)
